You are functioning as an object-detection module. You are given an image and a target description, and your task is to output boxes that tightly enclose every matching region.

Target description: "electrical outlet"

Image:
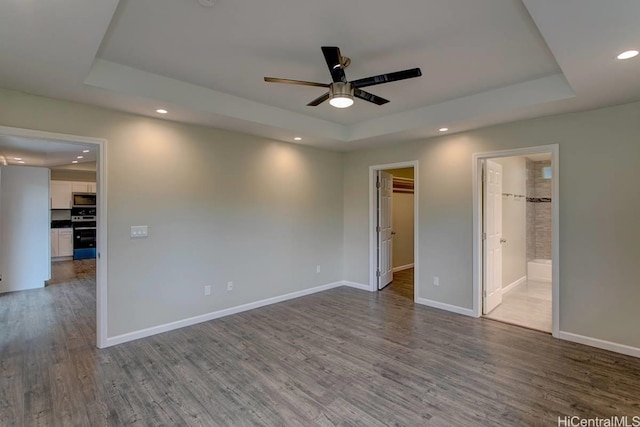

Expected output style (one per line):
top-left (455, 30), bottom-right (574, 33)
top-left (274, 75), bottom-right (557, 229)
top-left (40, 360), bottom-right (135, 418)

top-left (316, 265), bottom-right (321, 273)
top-left (433, 276), bottom-right (440, 286)
top-left (227, 281), bottom-right (234, 291)
top-left (204, 285), bottom-right (211, 296)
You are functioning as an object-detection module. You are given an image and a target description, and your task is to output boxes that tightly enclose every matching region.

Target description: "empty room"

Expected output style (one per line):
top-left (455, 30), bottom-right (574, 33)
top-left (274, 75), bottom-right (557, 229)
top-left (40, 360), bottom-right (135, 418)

top-left (1, 1), bottom-right (639, 426)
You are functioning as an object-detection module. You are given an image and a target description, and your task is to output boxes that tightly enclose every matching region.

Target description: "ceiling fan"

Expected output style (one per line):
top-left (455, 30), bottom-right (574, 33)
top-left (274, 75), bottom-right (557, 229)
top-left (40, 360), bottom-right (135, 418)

top-left (264, 46), bottom-right (422, 108)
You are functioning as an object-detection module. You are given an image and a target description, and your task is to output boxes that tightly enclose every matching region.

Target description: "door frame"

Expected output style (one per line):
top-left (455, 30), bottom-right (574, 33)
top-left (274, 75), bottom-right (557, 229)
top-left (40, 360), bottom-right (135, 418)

top-left (472, 144), bottom-right (559, 337)
top-left (369, 161), bottom-right (419, 300)
top-left (0, 125), bottom-right (109, 348)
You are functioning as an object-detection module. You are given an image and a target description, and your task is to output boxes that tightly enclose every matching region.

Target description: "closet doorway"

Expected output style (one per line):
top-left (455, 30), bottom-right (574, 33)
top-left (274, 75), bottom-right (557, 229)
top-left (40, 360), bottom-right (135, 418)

top-left (369, 161), bottom-right (418, 302)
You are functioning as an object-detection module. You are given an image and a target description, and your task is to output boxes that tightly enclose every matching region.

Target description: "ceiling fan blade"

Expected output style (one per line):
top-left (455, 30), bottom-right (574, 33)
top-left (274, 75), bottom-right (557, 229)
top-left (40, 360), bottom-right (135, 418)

top-left (354, 88), bottom-right (390, 105)
top-left (351, 68), bottom-right (422, 89)
top-left (264, 77), bottom-right (329, 88)
top-left (307, 92), bottom-right (330, 106)
top-left (321, 46), bottom-right (347, 83)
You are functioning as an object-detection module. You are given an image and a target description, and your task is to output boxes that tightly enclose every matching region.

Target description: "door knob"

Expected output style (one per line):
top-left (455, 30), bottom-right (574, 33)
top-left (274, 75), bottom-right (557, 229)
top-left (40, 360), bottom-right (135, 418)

top-left (500, 238), bottom-right (507, 243)
top-left (391, 231), bottom-right (397, 235)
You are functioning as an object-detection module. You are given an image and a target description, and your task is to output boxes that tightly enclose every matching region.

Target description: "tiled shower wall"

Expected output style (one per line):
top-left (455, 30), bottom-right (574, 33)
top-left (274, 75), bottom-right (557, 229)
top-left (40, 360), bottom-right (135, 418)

top-left (526, 160), bottom-right (552, 260)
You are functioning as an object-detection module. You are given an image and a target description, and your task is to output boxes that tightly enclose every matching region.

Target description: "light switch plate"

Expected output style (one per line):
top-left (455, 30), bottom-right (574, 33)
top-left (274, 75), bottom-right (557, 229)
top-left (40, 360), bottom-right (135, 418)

top-left (130, 225), bottom-right (148, 238)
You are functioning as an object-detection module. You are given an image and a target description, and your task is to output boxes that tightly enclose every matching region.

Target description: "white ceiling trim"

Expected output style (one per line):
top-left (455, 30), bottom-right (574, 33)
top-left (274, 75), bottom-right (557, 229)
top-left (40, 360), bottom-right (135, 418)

top-left (86, 60), bottom-right (574, 143)
top-left (348, 74), bottom-right (574, 141)
top-left (85, 59), bottom-right (346, 141)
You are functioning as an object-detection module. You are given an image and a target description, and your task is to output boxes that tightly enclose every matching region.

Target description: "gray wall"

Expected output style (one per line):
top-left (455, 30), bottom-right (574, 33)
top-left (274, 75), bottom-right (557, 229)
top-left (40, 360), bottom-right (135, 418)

top-left (343, 101), bottom-right (640, 348)
top-left (493, 156), bottom-right (527, 287)
top-left (0, 87), bottom-right (344, 337)
top-left (392, 191), bottom-right (414, 269)
top-left (2, 85), bottom-right (640, 351)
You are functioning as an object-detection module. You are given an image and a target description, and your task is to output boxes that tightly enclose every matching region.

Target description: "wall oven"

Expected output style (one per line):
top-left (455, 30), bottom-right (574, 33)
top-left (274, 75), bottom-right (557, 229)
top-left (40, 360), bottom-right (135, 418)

top-left (71, 207), bottom-right (96, 259)
top-left (74, 226), bottom-right (96, 248)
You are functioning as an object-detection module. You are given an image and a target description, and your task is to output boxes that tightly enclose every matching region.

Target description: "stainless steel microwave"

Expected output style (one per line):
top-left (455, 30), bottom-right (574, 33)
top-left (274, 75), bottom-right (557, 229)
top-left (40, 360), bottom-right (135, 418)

top-left (72, 193), bottom-right (97, 207)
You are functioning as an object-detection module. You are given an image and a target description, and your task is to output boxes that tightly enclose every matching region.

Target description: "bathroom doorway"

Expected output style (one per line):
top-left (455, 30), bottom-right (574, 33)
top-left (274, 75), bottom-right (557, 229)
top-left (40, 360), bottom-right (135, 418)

top-left (472, 145), bottom-right (559, 335)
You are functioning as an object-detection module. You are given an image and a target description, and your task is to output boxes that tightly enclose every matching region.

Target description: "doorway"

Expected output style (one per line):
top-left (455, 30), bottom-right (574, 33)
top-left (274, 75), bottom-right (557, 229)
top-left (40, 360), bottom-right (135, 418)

top-left (0, 126), bottom-right (108, 348)
top-left (472, 145), bottom-right (559, 336)
top-left (369, 161), bottom-right (418, 302)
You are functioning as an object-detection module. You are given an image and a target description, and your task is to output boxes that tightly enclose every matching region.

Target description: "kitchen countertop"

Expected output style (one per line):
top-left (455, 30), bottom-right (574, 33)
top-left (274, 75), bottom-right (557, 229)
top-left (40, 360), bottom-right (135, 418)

top-left (51, 220), bottom-right (72, 228)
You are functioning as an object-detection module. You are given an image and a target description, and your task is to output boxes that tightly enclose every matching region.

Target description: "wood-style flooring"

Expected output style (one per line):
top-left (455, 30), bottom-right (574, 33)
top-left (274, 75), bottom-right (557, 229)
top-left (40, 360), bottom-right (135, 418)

top-left (383, 268), bottom-right (414, 301)
top-left (2, 262), bottom-right (640, 426)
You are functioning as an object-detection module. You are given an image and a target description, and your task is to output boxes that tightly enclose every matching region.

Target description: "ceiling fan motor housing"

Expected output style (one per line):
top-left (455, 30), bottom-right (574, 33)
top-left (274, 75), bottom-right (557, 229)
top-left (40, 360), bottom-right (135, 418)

top-left (330, 82), bottom-right (354, 98)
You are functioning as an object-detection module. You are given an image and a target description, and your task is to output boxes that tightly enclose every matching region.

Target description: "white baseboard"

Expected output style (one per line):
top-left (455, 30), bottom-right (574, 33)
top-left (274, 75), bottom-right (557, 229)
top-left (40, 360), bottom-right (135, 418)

top-left (342, 281), bottom-right (373, 291)
top-left (415, 297), bottom-right (475, 317)
top-left (392, 263), bottom-right (414, 273)
top-left (557, 331), bottom-right (640, 359)
top-left (502, 276), bottom-right (527, 295)
top-left (105, 281), bottom-right (344, 347)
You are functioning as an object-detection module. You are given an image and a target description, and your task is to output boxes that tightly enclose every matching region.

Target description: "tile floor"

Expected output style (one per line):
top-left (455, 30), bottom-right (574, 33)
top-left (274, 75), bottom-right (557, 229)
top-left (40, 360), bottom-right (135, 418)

top-left (484, 279), bottom-right (552, 332)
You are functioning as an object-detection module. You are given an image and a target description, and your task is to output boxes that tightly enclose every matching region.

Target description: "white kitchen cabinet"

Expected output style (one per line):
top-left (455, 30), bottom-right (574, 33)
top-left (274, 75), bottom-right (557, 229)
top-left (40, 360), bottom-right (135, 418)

top-left (50, 180), bottom-right (97, 209)
top-left (72, 182), bottom-right (89, 193)
top-left (71, 181), bottom-right (97, 194)
top-left (51, 229), bottom-right (59, 258)
top-left (51, 228), bottom-right (74, 259)
top-left (50, 181), bottom-right (72, 209)
top-left (58, 229), bottom-right (74, 257)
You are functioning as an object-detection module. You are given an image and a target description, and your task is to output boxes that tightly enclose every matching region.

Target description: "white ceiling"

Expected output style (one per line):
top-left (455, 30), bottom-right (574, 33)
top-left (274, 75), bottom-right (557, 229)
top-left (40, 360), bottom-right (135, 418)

top-left (0, 0), bottom-right (638, 151)
top-left (0, 136), bottom-right (97, 168)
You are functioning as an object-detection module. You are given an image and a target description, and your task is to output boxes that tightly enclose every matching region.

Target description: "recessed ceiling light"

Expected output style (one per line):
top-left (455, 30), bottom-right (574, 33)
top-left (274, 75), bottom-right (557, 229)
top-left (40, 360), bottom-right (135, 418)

top-left (77, 156), bottom-right (84, 159)
top-left (294, 137), bottom-right (302, 141)
top-left (18, 161), bottom-right (25, 164)
top-left (439, 127), bottom-right (449, 132)
top-left (72, 161), bottom-right (78, 164)
top-left (156, 109), bottom-right (168, 114)
top-left (83, 149), bottom-right (90, 153)
top-left (14, 157), bottom-right (22, 160)
top-left (617, 50), bottom-right (639, 60)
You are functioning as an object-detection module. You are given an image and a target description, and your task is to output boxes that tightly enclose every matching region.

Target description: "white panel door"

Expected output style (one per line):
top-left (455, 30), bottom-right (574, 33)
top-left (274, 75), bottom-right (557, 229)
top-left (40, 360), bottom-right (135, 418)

top-left (483, 160), bottom-right (503, 314)
top-left (377, 171), bottom-right (393, 289)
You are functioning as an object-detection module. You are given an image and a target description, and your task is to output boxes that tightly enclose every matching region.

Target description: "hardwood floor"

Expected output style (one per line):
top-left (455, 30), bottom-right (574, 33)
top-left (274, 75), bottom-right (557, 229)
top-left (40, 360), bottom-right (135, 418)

top-left (383, 268), bottom-right (414, 301)
top-left (47, 259), bottom-right (96, 285)
top-left (2, 263), bottom-right (640, 426)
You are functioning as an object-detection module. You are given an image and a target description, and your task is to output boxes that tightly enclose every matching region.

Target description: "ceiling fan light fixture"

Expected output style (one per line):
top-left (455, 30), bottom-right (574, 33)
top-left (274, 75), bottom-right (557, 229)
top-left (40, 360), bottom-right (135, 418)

top-left (329, 96), bottom-right (354, 108)
top-left (329, 82), bottom-right (354, 108)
